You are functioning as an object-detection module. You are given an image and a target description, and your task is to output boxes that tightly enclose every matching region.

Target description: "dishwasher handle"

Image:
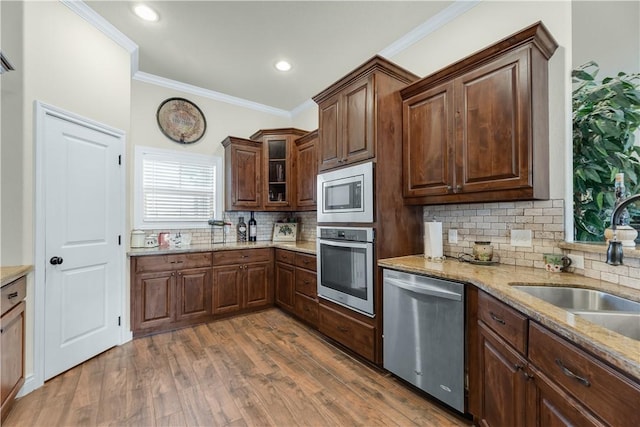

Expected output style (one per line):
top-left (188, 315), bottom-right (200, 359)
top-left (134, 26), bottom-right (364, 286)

top-left (384, 277), bottom-right (462, 301)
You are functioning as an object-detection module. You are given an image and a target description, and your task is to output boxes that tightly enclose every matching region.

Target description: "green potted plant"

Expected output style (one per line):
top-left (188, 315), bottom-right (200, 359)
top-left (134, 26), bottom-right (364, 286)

top-left (573, 61), bottom-right (640, 241)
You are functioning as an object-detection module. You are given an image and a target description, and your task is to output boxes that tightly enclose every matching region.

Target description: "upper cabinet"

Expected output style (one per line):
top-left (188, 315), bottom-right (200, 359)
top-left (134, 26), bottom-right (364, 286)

top-left (221, 136), bottom-right (263, 211)
top-left (313, 55), bottom-right (419, 172)
top-left (400, 22), bottom-right (558, 205)
top-left (294, 130), bottom-right (318, 211)
top-left (250, 128), bottom-right (308, 211)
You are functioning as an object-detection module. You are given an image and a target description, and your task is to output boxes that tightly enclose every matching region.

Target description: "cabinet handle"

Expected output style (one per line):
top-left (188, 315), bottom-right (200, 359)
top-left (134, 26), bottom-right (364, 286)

top-left (489, 311), bottom-right (506, 325)
top-left (7, 292), bottom-right (19, 299)
top-left (514, 364), bottom-right (533, 380)
top-left (171, 273), bottom-right (175, 276)
top-left (337, 326), bottom-right (349, 333)
top-left (456, 185), bottom-right (462, 191)
top-left (303, 280), bottom-right (310, 284)
top-left (555, 359), bottom-right (591, 387)
top-left (241, 255), bottom-right (249, 258)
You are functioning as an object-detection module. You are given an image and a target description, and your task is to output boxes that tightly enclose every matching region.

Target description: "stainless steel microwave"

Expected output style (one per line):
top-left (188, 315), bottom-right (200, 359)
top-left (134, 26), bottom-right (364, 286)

top-left (317, 162), bottom-right (374, 223)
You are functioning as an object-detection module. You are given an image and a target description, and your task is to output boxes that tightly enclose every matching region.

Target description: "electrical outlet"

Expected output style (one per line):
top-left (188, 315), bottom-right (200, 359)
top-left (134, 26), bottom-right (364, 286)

top-left (566, 254), bottom-right (584, 270)
top-left (510, 229), bottom-right (532, 247)
top-left (448, 229), bottom-right (458, 244)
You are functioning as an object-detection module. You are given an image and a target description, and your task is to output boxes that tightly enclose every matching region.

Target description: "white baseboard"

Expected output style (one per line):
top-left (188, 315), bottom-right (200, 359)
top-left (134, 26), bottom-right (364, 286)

top-left (17, 374), bottom-right (41, 398)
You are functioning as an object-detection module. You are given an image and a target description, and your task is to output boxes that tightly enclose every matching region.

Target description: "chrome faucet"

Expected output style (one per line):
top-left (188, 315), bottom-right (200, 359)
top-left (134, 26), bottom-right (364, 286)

top-left (606, 193), bottom-right (640, 265)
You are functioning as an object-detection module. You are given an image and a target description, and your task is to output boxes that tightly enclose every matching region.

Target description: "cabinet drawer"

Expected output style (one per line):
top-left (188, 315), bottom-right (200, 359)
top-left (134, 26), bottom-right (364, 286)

top-left (275, 249), bottom-right (295, 265)
top-left (213, 248), bottom-right (272, 265)
top-left (135, 252), bottom-right (212, 273)
top-left (294, 293), bottom-right (318, 327)
top-left (478, 291), bottom-right (527, 354)
top-left (1, 276), bottom-right (26, 316)
top-left (295, 253), bottom-right (316, 272)
top-left (529, 322), bottom-right (640, 427)
top-left (318, 304), bottom-right (375, 361)
top-left (295, 269), bottom-right (317, 298)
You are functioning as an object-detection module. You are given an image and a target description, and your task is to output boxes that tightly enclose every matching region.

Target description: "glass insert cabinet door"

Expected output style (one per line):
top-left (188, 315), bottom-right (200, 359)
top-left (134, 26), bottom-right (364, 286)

top-left (267, 138), bottom-right (288, 204)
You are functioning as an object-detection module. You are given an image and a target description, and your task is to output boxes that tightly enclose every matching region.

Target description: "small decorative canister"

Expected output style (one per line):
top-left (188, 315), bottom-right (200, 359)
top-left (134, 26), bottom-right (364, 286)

top-left (473, 241), bottom-right (494, 262)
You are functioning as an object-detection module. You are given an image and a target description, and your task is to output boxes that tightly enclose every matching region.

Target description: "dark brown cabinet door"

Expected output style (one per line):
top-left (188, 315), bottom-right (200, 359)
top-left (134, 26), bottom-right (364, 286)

top-left (244, 262), bottom-right (272, 309)
top-left (175, 267), bottom-right (211, 322)
top-left (212, 265), bottom-right (242, 315)
top-left (455, 48), bottom-right (531, 195)
top-left (342, 76), bottom-right (375, 165)
top-left (275, 262), bottom-right (295, 311)
top-left (226, 141), bottom-right (262, 210)
top-left (1, 301), bottom-right (24, 421)
top-left (295, 130), bottom-right (318, 210)
top-left (403, 80), bottom-right (455, 198)
top-left (318, 94), bottom-right (341, 171)
top-left (134, 271), bottom-right (175, 331)
top-left (526, 368), bottom-right (603, 427)
top-left (476, 321), bottom-right (528, 427)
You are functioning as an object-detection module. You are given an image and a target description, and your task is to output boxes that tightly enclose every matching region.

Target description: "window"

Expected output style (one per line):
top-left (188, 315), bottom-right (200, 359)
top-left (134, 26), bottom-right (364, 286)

top-left (134, 146), bottom-right (222, 229)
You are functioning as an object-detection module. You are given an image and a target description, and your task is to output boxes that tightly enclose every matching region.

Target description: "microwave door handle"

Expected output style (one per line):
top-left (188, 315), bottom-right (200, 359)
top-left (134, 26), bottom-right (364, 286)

top-left (384, 278), bottom-right (462, 301)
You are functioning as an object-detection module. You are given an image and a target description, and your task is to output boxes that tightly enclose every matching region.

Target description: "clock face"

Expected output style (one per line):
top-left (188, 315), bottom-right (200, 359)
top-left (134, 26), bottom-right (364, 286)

top-left (156, 97), bottom-right (207, 144)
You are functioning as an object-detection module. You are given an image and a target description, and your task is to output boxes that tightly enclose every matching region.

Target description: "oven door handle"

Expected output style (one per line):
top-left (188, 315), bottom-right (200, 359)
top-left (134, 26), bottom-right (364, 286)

top-left (318, 239), bottom-right (371, 249)
top-left (384, 278), bottom-right (462, 301)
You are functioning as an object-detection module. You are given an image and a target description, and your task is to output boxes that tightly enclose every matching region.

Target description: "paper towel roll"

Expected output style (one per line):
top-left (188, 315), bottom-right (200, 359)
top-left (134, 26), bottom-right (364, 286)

top-left (424, 222), bottom-right (443, 260)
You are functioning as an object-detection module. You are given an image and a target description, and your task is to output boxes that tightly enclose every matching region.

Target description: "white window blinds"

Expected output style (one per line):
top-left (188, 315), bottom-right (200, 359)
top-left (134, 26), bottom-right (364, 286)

top-left (135, 146), bottom-right (221, 228)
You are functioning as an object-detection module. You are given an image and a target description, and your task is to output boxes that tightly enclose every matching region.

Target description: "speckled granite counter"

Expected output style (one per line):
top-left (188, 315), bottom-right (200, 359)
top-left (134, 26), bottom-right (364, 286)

top-left (128, 240), bottom-right (316, 257)
top-left (378, 255), bottom-right (640, 380)
top-left (1, 265), bottom-right (33, 287)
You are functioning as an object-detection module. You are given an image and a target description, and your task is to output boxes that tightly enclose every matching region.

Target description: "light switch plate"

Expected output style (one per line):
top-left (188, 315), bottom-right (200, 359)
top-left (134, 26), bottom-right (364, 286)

top-left (511, 229), bottom-right (532, 247)
top-left (448, 229), bottom-right (458, 244)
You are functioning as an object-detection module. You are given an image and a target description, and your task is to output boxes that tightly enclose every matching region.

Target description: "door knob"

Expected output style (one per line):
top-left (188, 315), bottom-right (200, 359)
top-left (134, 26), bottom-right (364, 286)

top-left (50, 256), bottom-right (64, 265)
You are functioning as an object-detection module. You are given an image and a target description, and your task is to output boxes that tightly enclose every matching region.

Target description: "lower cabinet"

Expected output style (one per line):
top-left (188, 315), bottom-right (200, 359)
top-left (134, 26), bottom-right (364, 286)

top-left (1, 294), bottom-right (25, 422)
top-left (132, 253), bottom-right (213, 336)
top-left (318, 303), bottom-right (375, 361)
top-left (274, 249), bottom-right (318, 327)
top-left (212, 248), bottom-right (273, 315)
top-left (469, 289), bottom-right (640, 427)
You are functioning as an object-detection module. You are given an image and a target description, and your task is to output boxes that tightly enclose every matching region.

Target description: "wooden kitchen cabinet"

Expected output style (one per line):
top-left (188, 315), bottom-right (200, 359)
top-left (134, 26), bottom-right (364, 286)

top-left (221, 136), bottom-right (263, 211)
top-left (294, 130), bottom-right (318, 210)
top-left (313, 56), bottom-right (418, 172)
top-left (401, 22), bottom-right (558, 205)
top-left (1, 273), bottom-right (26, 423)
top-left (212, 248), bottom-right (273, 315)
top-left (131, 253), bottom-right (212, 336)
top-left (469, 289), bottom-right (640, 427)
top-left (318, 302), bottom-right (375, 361)
top-left (274, 249), bottom-right (318, 327)
top-left (251, 128), bottom-right (308, 211)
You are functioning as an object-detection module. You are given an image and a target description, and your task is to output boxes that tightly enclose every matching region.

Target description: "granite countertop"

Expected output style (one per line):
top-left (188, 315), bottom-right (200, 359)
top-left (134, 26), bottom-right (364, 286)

top-left (128, 240), bottom-right (317, 257)
top-left (378, 255), bottom-right (640, 380)
top-left (1, 265), bottom-right (33, 288)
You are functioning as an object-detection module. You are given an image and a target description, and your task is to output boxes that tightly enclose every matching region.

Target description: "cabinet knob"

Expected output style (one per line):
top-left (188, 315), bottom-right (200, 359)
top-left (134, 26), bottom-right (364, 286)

top-left (456, 185), bottom-right (462, 192)
top-left (446, 185), bottom-right (453, 192)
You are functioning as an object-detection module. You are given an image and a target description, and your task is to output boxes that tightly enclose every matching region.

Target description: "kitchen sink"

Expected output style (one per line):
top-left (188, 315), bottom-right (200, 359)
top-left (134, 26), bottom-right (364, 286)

top-left (511, 285), bottom-right (640, 312)
top-left (512, 285), bottom-right (640, 340)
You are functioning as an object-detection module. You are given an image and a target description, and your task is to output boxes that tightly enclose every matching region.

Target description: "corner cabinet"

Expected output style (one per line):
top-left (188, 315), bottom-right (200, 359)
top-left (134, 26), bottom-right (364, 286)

top-left (294, 130), bottom-right (318, 210)
top-left (401, 22), bottom-right (558, 205)
top-left (250, 128), bottom-right (308, 211)
top-left (221, 136), bottom-right (263, 211)
top-left (313, 55), bottom-right (418, 172)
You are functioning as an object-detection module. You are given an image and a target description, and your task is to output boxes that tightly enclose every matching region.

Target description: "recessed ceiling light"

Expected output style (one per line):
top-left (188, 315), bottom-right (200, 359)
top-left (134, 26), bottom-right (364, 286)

top-left (134, 4), bottom-right (159, 22)
top-left (275, 60), bottom-right (292, 72)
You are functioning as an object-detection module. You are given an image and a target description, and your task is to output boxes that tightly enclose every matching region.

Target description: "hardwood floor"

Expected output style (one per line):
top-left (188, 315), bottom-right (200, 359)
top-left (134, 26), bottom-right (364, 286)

top-left (4, 309), bottom-right (470, 426)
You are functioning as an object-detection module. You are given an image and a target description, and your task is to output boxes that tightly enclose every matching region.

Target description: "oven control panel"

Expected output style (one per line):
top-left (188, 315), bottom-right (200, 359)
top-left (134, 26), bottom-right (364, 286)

top-left (319, 226), bottom-right (374, 243)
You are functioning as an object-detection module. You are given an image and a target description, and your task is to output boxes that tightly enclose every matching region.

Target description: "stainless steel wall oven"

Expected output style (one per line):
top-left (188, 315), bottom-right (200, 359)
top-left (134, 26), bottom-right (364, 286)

top-left (316, 226), bottom-right (375, 316)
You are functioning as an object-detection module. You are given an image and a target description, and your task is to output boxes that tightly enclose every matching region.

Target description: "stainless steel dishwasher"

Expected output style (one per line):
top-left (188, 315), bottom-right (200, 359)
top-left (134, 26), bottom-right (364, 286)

top-left (383, 268), bottom-right (465, 412)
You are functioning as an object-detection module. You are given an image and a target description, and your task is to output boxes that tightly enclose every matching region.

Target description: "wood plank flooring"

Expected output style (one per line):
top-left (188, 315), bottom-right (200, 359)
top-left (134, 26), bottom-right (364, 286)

top-left (4, 309), bottom-right (471, 426)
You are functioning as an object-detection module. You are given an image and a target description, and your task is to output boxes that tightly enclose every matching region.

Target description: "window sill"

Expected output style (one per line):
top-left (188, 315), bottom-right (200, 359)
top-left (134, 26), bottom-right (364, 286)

top-left (559, 241), bottom-right (640, 260)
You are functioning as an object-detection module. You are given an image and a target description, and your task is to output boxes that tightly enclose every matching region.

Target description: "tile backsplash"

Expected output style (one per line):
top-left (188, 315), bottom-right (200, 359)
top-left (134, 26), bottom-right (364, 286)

top-left (142, 211), bottom-right (317, 246)
top-left (423, 199), bottom-right (640, 291)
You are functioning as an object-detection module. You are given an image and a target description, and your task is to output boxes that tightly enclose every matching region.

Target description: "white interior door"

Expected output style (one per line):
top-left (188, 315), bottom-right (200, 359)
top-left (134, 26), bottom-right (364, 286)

top-left (43, 113), bottom-right (123, 380)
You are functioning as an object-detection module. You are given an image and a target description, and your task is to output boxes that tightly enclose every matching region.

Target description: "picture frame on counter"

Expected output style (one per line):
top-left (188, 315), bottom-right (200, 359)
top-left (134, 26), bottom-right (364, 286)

top-left (272, 223), bottom-right (297, 242)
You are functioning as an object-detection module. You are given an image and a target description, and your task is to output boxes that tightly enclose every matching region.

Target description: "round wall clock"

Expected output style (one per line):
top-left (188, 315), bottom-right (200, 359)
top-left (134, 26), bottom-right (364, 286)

top-left (156, 97), bottom-right (207, 144)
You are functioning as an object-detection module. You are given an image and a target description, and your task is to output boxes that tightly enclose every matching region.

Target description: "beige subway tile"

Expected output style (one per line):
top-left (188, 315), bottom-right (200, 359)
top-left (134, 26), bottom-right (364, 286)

top-left (600, 272), bottom-right (620, 284)
top-left (533, 200), bottom-right (554, 208)
top-left (619, 276), bottom-right (640, 290)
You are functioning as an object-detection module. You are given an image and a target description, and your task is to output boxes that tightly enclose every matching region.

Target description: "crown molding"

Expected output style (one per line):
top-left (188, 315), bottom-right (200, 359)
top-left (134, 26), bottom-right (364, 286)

top-left (133, 72), bottom-right (291, 118)
top-left (64, 0), bottom-right (479, 118)
top-left (378, 0), bottom-right (481, 58)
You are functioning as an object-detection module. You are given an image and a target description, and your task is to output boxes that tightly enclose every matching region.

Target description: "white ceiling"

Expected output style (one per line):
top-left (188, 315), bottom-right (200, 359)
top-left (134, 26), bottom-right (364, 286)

top-left (84, 1), bottom-right (465, 113)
